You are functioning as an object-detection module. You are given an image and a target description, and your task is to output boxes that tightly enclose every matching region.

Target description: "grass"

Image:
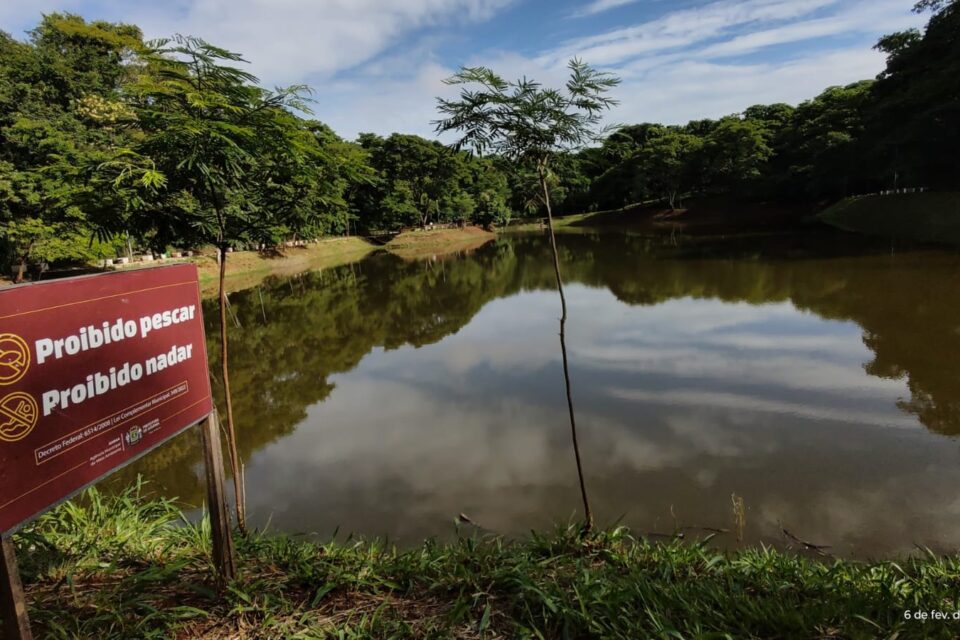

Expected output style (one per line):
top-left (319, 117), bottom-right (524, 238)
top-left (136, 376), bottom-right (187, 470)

top-left (384, 226), bottom-right (495, 260)
top-left (820, 192), bottom-right (960, 246)
top-left (502, 197), bottom-right (814, 235)
top-left (501, 213), bottom-right (593, 233)
top-left (0, 238), bottom-right (377, 294)
top-left (10, 483), bottom-right (960, 639)
top-left (192, 237), bottom-right (375, 296)
top-left (2, 230), bottom-right (498, 291)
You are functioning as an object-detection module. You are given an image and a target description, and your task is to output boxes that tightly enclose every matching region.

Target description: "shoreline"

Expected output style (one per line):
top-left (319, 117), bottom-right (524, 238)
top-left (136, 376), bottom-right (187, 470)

top-left (17, 486), bottom-right (960, 639)
top-left (193, 227), bottom-right (495, 294)
top-left (383, 225), bottom-right (495, 260)
top-left (820, 191), bottom-right (960, 246)
top-left (502, 197), bottom-right (818, 234)
top-left (194, 237), bottom-right (375, 296)
top-left (1, 228), bottom-right (498, 296)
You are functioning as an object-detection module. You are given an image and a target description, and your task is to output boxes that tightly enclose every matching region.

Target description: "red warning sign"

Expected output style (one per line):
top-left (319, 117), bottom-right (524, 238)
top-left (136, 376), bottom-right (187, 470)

top-left (0, 264), bottom-right (213, 534)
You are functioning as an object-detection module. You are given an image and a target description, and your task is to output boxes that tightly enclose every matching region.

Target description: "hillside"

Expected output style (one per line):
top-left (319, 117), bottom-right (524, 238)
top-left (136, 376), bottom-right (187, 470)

top-left (820, 192), bottom-right (960, 246)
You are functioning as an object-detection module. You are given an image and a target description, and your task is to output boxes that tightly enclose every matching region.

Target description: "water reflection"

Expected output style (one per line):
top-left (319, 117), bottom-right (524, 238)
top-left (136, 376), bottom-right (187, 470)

top-left (116, 231), bottom-right (960, 557)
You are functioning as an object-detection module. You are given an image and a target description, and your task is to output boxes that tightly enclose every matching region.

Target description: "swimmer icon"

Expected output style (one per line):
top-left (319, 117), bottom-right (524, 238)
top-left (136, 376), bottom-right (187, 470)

top-left (0, 392), bottom-right (38, 442)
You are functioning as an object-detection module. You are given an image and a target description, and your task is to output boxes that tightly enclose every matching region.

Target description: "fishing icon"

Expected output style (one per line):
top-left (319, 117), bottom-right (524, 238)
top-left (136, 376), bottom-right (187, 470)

top-left (0, 333), bottom-right (30, 385)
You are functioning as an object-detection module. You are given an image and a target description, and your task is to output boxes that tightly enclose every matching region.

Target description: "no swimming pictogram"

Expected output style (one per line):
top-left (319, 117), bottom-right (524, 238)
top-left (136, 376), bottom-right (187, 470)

top-left (0, 392), bottom-right (38, 443)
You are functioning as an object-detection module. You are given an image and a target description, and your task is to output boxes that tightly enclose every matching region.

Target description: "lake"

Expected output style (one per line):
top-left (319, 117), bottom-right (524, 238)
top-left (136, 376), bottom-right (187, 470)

top-left (120, 228), bottom-right (960, 558)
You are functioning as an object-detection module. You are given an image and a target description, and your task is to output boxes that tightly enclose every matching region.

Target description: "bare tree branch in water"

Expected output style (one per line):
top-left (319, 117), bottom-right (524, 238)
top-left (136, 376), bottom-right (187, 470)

top-left (434, 60), bottom-right (620, 532)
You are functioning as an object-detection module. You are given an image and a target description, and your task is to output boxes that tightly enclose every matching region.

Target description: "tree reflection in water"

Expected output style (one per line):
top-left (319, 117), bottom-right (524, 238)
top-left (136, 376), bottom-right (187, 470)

top-left (109, 229), bottom-right (960, 556)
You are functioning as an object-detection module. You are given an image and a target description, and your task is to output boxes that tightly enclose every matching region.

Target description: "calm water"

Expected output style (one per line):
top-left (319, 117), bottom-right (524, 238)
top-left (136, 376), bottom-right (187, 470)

top-left (120, 229), bottom-right (960, 558)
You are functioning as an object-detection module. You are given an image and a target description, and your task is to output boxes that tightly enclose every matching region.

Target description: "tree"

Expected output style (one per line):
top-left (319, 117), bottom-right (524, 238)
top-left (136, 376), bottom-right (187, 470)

top-left (105, 35), bottom-right (319, 533)
top-left (783, 82), bottom-right (874, 198)
top-left (0, 16), bottom-right (142, 280)
top-left (913, 0), bottom-right (954, 12)
top-left (468, 157), bottom-right (512, 228)
top-left (701, 117), bottom-right (772, 195)
top-left (634, 128), bottom-right (702, 210)
top-left (871, 0), bottom-right (960, 188)
top-left (350, 132), bottom-right (502, 231)
top-left (361, 134), bottom-right (470, 230)
top-left (301, 123), bottom-right (375, 237)
top-left (586, 128), bottom-right (656, 209)
top-left (435, 59), bottom-right (619, 531)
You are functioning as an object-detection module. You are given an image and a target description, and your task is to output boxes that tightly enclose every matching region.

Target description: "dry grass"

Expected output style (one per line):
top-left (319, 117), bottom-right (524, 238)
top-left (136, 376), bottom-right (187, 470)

top-left (192, 237), bottom-right (376, 296)
top-left (385, 226), bottom-right (495, 260)
top-left (0, 239), bottom-right (376, 295)
top-left (1, 231), bottom-right (499, 294)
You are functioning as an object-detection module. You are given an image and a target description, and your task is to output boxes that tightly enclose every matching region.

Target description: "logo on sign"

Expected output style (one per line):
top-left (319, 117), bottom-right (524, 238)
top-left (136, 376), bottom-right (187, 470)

top-left (0, 392), bottom-right (38, 442)
top-left (124, 425), bottom-right (142, 447)
top-left (0, 333), bottom-right (30, 385)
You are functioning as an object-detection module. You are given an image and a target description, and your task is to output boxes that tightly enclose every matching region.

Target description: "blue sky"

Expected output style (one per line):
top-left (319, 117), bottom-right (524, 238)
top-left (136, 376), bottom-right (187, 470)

top-left (2, 0), bottom-right (925, 140)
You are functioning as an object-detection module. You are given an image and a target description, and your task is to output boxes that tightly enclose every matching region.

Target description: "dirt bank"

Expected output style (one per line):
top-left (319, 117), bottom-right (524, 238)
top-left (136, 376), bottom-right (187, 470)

top-left (384, 226), bottom-right (495, 260)
top-left (191, 237), bottom-right (374, 296)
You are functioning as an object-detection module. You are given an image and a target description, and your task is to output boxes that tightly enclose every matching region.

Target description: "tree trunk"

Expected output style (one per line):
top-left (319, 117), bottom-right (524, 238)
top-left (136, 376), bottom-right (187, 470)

top-left (13, 241), bottom-right (35, 284)
top-left (13, 258), bottom-right (26, 284)
top-left (538, 163), bottom-right (593, 533)
top-left (218, 244), bottom-right (246, 534)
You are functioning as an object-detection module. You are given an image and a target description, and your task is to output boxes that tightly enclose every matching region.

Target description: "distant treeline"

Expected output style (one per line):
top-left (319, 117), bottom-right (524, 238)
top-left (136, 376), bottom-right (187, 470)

top-left (555, 0), bottom-right (958, 214)
top-left (1, 1), bottom-right (957, 273)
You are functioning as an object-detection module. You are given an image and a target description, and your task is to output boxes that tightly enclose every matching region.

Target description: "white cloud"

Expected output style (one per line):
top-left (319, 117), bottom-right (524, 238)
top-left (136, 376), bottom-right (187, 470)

top-left (571, 0), bottom-right (640, 19)
top-left (323, 0), bottom-right (921, 138)
top-left (698, 1), bottom-right (923, 59)
top-left (541, 0), bottom-right (843, 68)
top-left (609, 47), bottom-right (887, 125)
top-left (2, 0), bottom-right (926, 139)
top-left (606, 387), bottom-right (917, 428)
top-left (3, 0), bottom-right (516, 139)
top-left (4, 0), bottom-right (514, 86)
top-left (321, 61), bottom-right (455, 140)
top-left (145, 0), bottom-right (516, 86)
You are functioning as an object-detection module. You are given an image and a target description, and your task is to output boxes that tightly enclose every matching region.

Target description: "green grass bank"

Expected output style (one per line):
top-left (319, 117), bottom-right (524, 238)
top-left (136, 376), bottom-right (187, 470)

top-left (820, 192), bottom-right (960, 246)
top-left (9, 485), bottom-right (960, 639)
top-left (502, 197), bottom-right (814, 234)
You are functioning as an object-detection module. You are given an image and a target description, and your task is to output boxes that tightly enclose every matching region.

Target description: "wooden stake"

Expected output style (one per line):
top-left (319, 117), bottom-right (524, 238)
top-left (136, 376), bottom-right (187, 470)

top-left (0, 537), bottom-right (32, 640)
top-left (200, 412), bottom-right (237, 587)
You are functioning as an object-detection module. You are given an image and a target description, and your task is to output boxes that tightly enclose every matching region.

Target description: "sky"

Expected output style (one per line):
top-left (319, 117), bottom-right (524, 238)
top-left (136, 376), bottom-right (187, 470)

top-left (1, 0), bottom-right (927, 140)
